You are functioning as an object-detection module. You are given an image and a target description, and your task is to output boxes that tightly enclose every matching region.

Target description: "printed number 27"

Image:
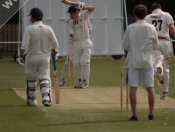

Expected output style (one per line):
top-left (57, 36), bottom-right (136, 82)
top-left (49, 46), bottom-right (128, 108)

top-left (152, 20), bottom-right (163, 31)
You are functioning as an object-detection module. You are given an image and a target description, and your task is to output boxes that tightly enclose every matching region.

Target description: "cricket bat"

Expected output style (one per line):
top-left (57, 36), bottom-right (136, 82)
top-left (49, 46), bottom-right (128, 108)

top-left (52, 53), bottom-right (60, 104)
top-left (61, 0), bottom-right (79, 6)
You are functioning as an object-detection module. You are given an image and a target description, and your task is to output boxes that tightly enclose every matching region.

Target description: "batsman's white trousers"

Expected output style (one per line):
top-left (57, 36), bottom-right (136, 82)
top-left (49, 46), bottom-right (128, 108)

top-left (25, 54), bottom-right (51, 80)
top-left (128, 68), bottom-right (154, 87)
top-left (154, 39), bottom-right (172, 92)
top-left (73, 39), bottom-right (92, 84)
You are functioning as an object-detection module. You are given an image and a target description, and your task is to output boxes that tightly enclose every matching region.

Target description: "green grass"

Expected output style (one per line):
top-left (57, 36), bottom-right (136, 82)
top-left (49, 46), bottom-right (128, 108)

top-left (0, 56), bottom-right (175, 132)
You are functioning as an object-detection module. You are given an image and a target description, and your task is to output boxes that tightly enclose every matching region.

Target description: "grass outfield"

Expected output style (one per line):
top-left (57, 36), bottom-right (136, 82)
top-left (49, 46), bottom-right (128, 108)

top-left (0, 56), bottom-right (175, 132)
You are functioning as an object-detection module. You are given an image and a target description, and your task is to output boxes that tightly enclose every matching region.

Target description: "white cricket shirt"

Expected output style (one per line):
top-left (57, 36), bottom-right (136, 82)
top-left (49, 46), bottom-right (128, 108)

top-left (21, 21), bottom-right (59, 55)
top-left (123, 20), bottom-right (159, 69)
top-left (67, 10), bottom-right (91, 41)
top-left (145, 9), bottom-right (174, 40)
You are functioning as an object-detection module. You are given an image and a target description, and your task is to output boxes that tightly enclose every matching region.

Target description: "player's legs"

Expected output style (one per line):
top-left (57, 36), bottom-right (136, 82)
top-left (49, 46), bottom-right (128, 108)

top-left (128, 68), bottom-right (155, 120)
top-left (157, 40), bottom-right (172, 99)
top-left (59, 42), bottom-right (74, 86)
top-left (128, 69), bottom-right (139, 120)
top-left (141, 67), bottom-right (155, 120)
top-left (26, 80), bottom-right (37, 106)
top-left (72, 41), bottom-right (82, 88)
top-left (146, 87), bottom-right (155, 119)
top-left (80, 48), bottom-right (91, 88)
top-left (59, 59), bottom-right (68, 86)
top-left (39, 79), bottom-right (52, 106)
top-left (25, 54), bottom-right (38, 106)
top-left (37, 55), bottom-right (52, 106)
top-left (154, 50), bottom-right (164, 84)
top-left (129, 86), bottom-right (137, 119)
top-left (79, 39), bottom-right (92, 88)
top-left (72, 55), bottom-right (82, 88)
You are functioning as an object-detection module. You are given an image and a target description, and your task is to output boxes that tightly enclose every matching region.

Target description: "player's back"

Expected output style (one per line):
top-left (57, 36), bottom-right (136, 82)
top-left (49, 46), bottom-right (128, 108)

top-left (24, 21), bottom-right (56, 55)
top-left (145, 9), bottom-right (173, 40)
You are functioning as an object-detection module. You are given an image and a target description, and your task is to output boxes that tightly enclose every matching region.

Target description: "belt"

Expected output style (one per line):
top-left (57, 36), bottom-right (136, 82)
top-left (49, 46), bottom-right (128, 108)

top-left (158, 36), bottom-right (168, 40)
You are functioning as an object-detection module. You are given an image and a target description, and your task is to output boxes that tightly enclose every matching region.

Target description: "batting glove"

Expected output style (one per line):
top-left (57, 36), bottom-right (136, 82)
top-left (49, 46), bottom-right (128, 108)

top-left (77, 1), bottom-right (85, 10)
top-left (16, 57), bottom-right (24, 67)
top-left (51, 49), bottom-right (59, 60)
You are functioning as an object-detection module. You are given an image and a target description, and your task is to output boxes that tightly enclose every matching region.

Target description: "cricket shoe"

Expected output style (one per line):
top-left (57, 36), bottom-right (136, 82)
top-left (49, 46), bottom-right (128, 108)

top-left (160, 92), bottom-right (168, 100)
top-left (156, 67), bottom-right (164, 84)
top-left (74, 79), bottom-right (82, 88)
top-left (80, 80), bottom-right (89, 89)
top-left (148, 114), bottom-right (154, 121)
top-left (27, 100), bottom-right (37, 106)
top-left (59, 80), bottom-right (65, 87)
top-left (129, 116), bottom-right (138, 121)
top-left (43, 101), bottom-right (52, 107)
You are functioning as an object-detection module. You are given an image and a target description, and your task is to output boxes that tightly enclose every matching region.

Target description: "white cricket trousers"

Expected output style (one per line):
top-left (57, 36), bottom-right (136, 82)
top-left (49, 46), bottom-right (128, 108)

top-left (154, 39), bottom-right (172, 92)
top-left (25, 54), bottom-right (51, 80)
top-left (73, 39), bottom-right (92, 84)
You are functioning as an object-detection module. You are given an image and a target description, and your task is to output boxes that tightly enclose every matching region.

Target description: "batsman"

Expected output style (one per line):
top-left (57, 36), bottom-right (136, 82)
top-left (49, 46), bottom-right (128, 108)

top-left (16, 8), bottom-right (59, 106)
top-left (66, 1), bottom-right (95, 88)
top-left (59, 18), bottom-right (92, 86)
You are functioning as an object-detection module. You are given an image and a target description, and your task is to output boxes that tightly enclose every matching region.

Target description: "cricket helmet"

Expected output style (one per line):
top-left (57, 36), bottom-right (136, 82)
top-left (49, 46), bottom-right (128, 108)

top-left (67, 5), bottom-right (80, 13)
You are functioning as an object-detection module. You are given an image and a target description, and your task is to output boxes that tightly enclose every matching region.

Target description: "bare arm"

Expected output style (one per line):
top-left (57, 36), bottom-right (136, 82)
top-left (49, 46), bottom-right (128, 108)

top-left (169, 23), bottom-right (175, 38)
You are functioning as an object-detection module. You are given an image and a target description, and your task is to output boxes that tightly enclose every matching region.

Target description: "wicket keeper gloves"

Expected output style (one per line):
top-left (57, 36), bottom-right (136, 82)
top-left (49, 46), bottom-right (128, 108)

top-left (16, 57), bottom-right (24, 67)
top-left (77, 1), bottom-right (85, 10)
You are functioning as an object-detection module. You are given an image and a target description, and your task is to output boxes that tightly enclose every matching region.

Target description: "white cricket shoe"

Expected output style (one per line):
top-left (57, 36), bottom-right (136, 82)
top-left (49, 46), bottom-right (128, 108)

top-left (74, 79), bottom-right (82, 88)
top-left (43, 101), bottom-right (52, 107)
top-left (59, 81), bottom-right (65, 87)
top-left (160, 92), bottom-right (168, 100)
top-left (27, 100), bottom-right (37, 106)
top-left (156, 67), bottom-right (164, 84)
top-left (80, 80), bottom-right (89, 89)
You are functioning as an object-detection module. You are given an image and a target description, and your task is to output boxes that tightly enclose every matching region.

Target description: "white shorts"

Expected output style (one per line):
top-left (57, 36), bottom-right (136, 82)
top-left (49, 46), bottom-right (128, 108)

top-left (128, 68), bottom-right (154, 87)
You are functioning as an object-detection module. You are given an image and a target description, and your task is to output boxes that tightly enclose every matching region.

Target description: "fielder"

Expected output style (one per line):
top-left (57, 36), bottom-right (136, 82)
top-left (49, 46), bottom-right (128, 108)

top-left (145, 3), bottom-right (175, 100)
top-left (66, 2), bottom-right (95, 88)
top-left (16, 8), bottom-right (59, 106)
top-left (59, 17), bottom-right (92, 86)
top-left (123, 4), bottom-right (159, 121)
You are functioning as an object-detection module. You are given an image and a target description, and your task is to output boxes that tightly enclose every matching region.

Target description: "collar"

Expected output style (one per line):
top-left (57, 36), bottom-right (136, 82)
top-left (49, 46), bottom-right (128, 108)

top-left (33, 21), bottom-right (42, 25)
top-left (152, 9), bottom-right (161, 14)
top-left (136, 20), bottom-right (146, 23)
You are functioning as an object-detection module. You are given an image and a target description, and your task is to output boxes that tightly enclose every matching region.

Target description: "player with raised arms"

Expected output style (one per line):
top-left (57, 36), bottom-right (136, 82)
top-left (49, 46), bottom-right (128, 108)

top-left (66, 1), bottom-right (95, 88)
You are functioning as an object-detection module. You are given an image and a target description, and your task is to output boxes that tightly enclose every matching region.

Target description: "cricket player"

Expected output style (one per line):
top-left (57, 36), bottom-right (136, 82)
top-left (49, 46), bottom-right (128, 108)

top-left (66, 2), bottom-right (95, 88)
top-left (16, 8), bottom-right (59, 106)
top-left (145, 3), bottom-right (175, 100)
top-left (59, 18), bottom-right (92, 87)
top-left (123, 4), bottom-right (159, 121)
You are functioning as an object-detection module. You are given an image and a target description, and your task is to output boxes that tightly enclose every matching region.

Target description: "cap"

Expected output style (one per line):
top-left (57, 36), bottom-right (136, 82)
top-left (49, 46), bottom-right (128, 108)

top-left (67, 5), bottom-right (80, 13)
top-left (28, 8), bottom-right (43, 18)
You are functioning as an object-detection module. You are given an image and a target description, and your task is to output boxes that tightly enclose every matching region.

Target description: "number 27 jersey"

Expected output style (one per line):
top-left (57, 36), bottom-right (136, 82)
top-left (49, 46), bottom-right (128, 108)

top-left (145, 9), bottom-right (174, 40)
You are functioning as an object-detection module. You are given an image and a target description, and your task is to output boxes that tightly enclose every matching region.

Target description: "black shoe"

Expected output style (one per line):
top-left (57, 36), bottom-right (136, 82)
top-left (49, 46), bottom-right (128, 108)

top-left (148, 114), bottom-right (154, 121)
top-left (129, 116), bottom-right (138, 121)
